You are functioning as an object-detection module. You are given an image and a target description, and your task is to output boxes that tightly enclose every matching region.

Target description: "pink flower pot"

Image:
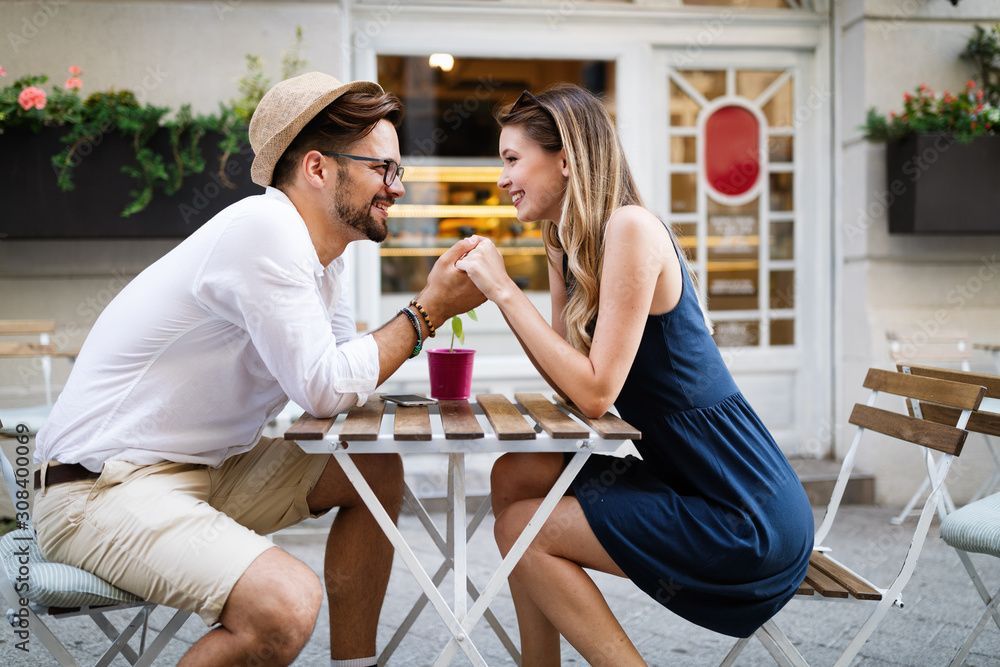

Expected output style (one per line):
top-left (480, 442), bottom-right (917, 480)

top-left (427, 348), bottom-right (475, 400)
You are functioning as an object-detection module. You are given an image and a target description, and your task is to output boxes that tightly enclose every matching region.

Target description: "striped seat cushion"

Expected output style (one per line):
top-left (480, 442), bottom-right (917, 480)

top-left (0, 529), bottom-right (141, 609)
top-left (941, 492), bottom-right (1000, 558)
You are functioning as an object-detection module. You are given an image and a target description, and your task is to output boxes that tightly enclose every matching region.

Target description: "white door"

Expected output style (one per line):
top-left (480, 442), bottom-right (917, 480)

top-left (656, 49), bottom-right (832, 457)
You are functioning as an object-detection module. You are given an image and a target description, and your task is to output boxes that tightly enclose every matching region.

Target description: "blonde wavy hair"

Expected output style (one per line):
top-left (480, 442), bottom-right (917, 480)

top-left (497, 84), bottom-right (707, 353)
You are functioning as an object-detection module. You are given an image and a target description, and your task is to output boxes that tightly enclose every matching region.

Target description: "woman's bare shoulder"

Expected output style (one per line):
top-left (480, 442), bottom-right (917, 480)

top-left (605, 205), bottom-right (666, 243)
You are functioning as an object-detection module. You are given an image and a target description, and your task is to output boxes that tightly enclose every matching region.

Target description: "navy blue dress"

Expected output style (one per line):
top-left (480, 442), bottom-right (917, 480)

top-left (563, 239), bottom-right (813, 639)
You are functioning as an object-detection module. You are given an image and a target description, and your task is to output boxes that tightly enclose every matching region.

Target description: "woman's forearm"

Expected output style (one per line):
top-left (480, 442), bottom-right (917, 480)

top-left (495, 286), bottom-right (607, 414)
top-left (501, 308), bottom-right (568, 399)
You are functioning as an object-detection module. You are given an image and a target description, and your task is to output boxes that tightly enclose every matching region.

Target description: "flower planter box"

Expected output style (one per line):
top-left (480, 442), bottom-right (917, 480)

top-left (886, 133), bottom-right (1000, 234)
top-left (0, 127), bottom-right (258, 239)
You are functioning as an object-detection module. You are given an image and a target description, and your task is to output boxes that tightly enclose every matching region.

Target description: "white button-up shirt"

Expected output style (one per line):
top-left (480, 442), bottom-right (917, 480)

top-left (36, 187), bottom-right (380, 472)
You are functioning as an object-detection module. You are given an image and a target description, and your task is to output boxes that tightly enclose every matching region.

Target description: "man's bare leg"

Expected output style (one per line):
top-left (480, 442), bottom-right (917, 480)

top-left (306, 453), bottom-right (405, 661)
top-left (178, 547), bottom-right (323, 666)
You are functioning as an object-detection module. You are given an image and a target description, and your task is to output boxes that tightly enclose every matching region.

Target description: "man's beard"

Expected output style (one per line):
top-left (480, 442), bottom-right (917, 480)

top-left (333, 168), bottom-right (389, 243)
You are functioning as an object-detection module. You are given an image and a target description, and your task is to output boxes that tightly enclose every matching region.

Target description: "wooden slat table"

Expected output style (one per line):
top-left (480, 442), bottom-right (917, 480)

top-left (286, 392), bottom-right (640, 667)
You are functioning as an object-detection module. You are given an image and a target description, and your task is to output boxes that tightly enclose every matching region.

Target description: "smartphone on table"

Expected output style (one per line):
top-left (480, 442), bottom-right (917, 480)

top-left (380, 394), bottom-right (437, 407)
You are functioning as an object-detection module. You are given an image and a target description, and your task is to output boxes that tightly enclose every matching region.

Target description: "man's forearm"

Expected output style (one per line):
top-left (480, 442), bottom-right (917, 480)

top-left (371, 312), bottom-right (425, 386)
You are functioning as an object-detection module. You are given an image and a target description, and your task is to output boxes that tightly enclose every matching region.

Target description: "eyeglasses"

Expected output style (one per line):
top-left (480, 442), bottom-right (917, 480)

top-left (320, 151), bottom-right (404, 186)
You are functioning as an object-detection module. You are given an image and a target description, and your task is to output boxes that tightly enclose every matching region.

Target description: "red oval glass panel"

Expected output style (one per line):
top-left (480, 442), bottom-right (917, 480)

top-left (704, 105), bottom-right (760, 197)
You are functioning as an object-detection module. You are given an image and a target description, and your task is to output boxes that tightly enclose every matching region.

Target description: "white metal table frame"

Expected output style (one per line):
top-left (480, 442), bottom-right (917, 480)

top-left (292, 401), bottom-right (628, 666)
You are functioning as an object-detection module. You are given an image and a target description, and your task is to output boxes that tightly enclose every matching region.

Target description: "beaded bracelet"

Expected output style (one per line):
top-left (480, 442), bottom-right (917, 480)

top-left (399, 307), bottom-right (423, 358)
top-left (409, 299), bottom-right (436, 338)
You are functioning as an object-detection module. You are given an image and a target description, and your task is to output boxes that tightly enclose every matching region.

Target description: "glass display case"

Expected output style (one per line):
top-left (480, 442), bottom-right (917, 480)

top-left (381, 163), bottom-right (547, 294)
top-left (376, 55), bottom-right (615, 298)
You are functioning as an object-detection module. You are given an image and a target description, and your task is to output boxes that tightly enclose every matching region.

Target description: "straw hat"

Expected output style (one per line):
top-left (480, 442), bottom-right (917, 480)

top-left (249, 71), bottom-right (384, 187)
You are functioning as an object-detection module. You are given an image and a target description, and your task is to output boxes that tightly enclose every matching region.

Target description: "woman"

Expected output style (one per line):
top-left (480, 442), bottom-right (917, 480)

top-left (455, 84), bottom-right (813, 666)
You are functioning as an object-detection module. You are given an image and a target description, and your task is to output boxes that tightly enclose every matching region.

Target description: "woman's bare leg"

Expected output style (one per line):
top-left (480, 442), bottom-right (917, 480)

top-left (491, 453), bottom-right (567, 665)
top-left (495, 496), bottom-right (645, 666)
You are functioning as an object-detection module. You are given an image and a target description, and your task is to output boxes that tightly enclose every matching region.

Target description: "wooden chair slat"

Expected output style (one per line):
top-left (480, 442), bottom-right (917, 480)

top-left (284, 413), bottom-right (337, 441)
top-left (916, 402), bottom-right (1000, 438)
top-left (551, 395), bottom-right (642, 440)
top-left (804, 564), bottom-right (850, 599)
top-left (394, 406), bottom-right (432, 441)
top-left (863, 368), bottom-right (984, 410)
top-left (810, 552), bottom-right (882, 601)
top-left (0, 320), bottom-right (56, 335)
top-left (339, 398), bottom-right (386, 441)
top-left (515, 393), bottom-right (589, 439)
top-left (849, 404), bottom-right (968, 455)
top-left (975, 343), bottom-right (1000, 353)
top-left (891, 352), bottom-right (973, 363)
top-left (439, 400), bottom-right (484, 440)
top-left (796, 581), bottom-right (815, 596)
top-left (0, 342), bottom-right (57, 357)
top-left (476, 394), bottom-right (536, 440)
top-left (900, 364), bottom-right (1000, 399)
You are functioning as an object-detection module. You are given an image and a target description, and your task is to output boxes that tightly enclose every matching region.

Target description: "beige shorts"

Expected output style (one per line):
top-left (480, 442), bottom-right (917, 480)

top-left (34, 437), bottom-right (330, 625)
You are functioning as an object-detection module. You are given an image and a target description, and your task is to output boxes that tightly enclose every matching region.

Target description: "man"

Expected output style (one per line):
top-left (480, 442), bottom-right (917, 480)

top-left (33, 72), bottom-right (484, 667)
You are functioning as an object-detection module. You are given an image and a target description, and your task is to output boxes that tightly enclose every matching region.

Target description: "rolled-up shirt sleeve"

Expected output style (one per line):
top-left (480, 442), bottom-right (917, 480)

top-left (192, 212), bottom-right (380, 417)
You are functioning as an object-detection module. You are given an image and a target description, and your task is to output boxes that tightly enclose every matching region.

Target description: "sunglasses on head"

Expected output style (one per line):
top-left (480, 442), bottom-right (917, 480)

top-left (511, 90), bottom-right (555, 122)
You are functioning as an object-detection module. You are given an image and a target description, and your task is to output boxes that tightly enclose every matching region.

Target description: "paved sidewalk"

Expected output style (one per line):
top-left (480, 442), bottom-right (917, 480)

top-left (1, 506), bottom-right (998, 666)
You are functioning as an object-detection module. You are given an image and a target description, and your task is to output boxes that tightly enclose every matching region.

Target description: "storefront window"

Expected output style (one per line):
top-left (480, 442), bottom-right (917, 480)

top-left (377, 56), bottom-right (615, 294)
top-left (667, 67), bottom-right (797, 348)
top-left (682, 0), bottom-right (810, 8)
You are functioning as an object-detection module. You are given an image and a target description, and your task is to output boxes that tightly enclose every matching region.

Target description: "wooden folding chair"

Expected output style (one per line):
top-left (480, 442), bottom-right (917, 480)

top-left (0, 438), bottom-right (191, 666)
top-left (0, 320), bottom-right (80, 408)
top-left (886, 330), bottom-right (974, 372)
top-left (719, 367), bottom-right (985, 667)
top-left (884, 331), bottom-right (1000, 523)
top-left (896, 365), bottom-right (1000, 665)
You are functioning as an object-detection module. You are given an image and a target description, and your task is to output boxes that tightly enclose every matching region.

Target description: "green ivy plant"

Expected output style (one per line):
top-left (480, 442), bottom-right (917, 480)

top-left (449, 309), bottom-right (478, 351)
top-left (863, 24), bottom-right (1000, 142)
top-left (0, 27), bottom-right (306, 217)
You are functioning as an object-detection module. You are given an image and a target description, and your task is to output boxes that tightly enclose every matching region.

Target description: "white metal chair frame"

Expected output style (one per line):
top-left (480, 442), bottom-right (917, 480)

top-left (719, 368), bottom-right (983, 667)
top-left (0, 442), bottom-right (191, 666)
top-left (946, 514), bottom-right (1000, 667)
top-left (897, 364), bottom-right (1000, 665)
top-left (887, 332), bottom-right (1000, 523)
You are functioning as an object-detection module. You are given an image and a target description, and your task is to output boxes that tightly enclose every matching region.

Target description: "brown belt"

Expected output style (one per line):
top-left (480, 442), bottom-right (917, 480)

top-left (33, 463), bottom-right (100, 490)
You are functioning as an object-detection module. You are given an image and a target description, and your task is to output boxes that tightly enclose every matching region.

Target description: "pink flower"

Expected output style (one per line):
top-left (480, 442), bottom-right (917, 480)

top-left (64, 77), bottom-right (82, 90)
top-left (976, 89), bottom-right (984, 101)
top-left (966, 79), bottom-right (976, 89)
top-left (903, 92), bottom-right (913, 102)
top-left (0, 66), bottom-right (6, 77)
top-left (17, 86), bottom-right (47, 111)
top-left (68, 65), bottom-right (81, 76)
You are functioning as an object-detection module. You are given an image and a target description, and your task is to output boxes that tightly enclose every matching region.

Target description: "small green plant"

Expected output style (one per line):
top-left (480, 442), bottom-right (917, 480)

top-left (449, 309), bottom-right (478, 351)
